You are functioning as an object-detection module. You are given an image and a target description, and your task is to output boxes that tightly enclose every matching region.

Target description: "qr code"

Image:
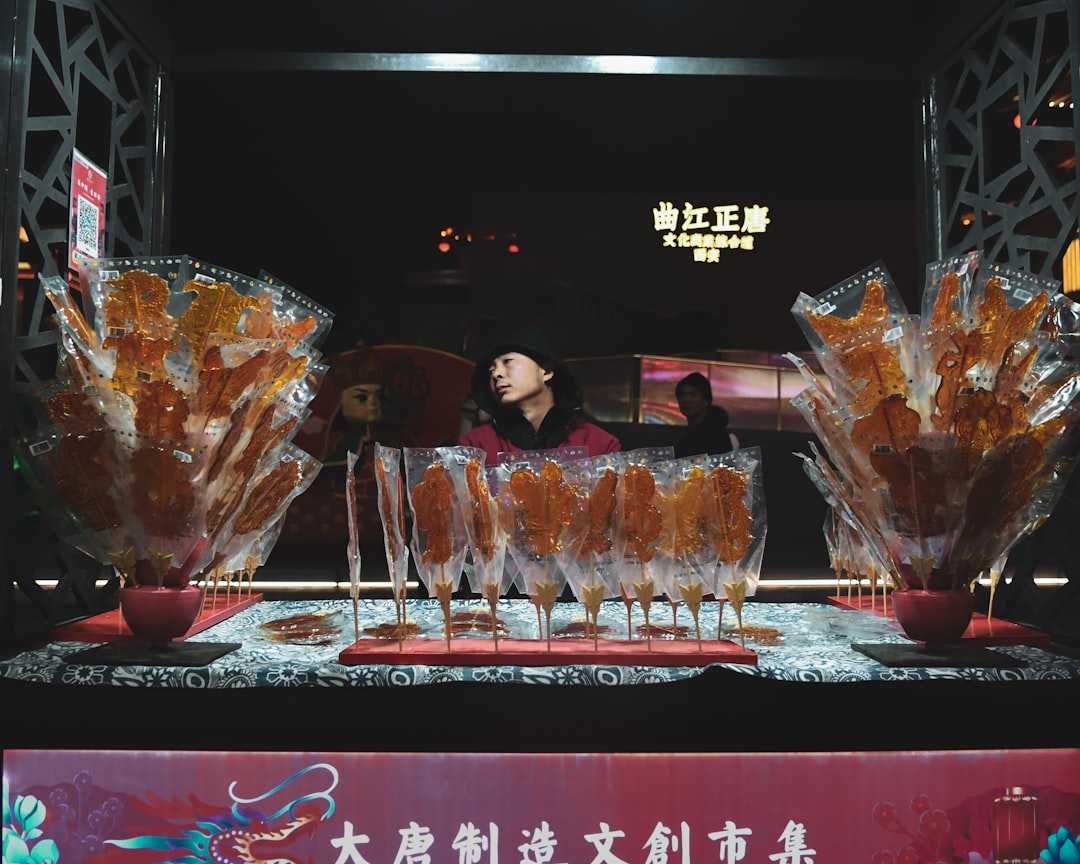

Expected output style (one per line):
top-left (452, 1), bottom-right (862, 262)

top-left (75, 194), bottom-right (99, 257)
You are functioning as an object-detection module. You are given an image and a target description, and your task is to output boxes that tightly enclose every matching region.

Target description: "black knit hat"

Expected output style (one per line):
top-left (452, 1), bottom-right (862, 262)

top-left (469, 324), bottom-right (581, 416)
top-left (676, 371), bottom-right (713, 402)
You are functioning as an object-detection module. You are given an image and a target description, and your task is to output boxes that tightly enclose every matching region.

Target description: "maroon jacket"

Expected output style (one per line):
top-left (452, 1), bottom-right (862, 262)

top-left (459, 418), bottom-right (621, 466)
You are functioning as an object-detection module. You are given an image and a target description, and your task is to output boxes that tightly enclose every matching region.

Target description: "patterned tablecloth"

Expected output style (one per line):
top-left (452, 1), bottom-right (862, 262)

top-left (2, 598), bottom-right (1078, 688)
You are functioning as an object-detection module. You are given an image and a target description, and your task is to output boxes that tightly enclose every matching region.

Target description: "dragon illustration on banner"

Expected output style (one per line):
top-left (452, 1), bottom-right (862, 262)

top-left (3, 762), bottom-right (338, 864)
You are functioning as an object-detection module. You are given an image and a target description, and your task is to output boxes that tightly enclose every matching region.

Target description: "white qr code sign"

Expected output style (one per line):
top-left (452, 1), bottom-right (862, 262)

top-left (75, 195), bottom-right (99, 259)
top-left (69, 148), bottom-right (107, 271)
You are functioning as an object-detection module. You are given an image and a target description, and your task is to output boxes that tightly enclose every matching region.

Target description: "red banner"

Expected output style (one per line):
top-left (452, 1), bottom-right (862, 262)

top-left (4, 749), bottom-right (1079, 864)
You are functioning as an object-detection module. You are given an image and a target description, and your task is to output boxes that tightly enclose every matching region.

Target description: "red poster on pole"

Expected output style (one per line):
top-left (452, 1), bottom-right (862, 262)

top-left (69, 148), bottom-right (107, 272)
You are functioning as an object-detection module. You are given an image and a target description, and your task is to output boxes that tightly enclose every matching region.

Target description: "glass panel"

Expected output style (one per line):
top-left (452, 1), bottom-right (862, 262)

top-left (566, 356), bottom-right (640, 423)
top-left (568, 354), bottom-right (813, 432)
top-left (710, 364), bottom-right (780, 431)
top-left (778, 368), bottom-right (812, 432)
top-left (641, 357), bottom-right (708, 425)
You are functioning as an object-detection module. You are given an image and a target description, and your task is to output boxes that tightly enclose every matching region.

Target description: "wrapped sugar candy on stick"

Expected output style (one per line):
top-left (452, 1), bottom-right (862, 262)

top-left (617, 456), bottom-right (675, 651)
top-left (40, 275), bottom-right (103, 359)
top-left (920, 251), bottom-right (979, 338)
top-left (665, 456), bottom-right (718, 650)
top-left (796, 443), bottom-right (896, 587)
top-left (624, 445), bottom-right (675, 464)
top-left (244, 513), bottom-right (286, 593)
top-left (405, 447), bottom-right (469, 651)
top-left (345, 449), bottom-right (363, 643)
top-left (612, 448), bottom-right (672, 636)
top-left (703, 447), bottom-right (767, 649)
top-left (650, 472), bottom-right (688, 643)
top-left (788, 258), bottom-right (1080, 649)
top-left (201, 443), bottom-right (321, 576)
top-left (254, 270), bottom-right (336, 351)
top-left (784, 381), bottom-right (861, 491)
top-left (822, 510), bottom-right (842, 596)
top-left (22, 260), bottom-right (332, 628)
top-left (13, 416), bottom-right (118, 571)
top-left (560, 453), bottom-right (627, 650)
top-left (207, 510), bottom-right (287, 607)
top-left (843, 517), bottom-right (884, 608)
top-left (375, 443), bottom-right (412, 647)
top-left (446, 446), bottom-right (511, 650)
top-left (202, 398), bottom-right (308, 554)
top-left (791, 261), bottom-right (910, 414)
top-left (499, 449), bottom-right (584, 649)
top-left (820, 508), bottom-right (888, 603)
top-left (192, 336), bottom-right (284, 436)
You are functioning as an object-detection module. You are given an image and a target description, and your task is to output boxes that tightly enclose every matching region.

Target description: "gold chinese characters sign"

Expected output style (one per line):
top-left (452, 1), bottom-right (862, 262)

top-left (652, 200), bottom-right (771, 264)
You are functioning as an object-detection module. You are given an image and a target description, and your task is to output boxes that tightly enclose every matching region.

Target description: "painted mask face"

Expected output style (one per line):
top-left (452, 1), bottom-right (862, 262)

top-left (340, 383), bottom-right (385, 426)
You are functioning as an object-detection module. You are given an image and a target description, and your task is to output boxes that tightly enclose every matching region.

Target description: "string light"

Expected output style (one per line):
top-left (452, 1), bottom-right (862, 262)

top-left (434, 226), bottom-right (521, 255)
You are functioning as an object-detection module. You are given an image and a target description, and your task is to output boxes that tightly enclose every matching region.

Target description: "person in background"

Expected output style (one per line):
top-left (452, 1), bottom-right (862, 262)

top-left (459, 324), bottom-right (621, 466)
top-left (673, 371), bottom-right (735, 457)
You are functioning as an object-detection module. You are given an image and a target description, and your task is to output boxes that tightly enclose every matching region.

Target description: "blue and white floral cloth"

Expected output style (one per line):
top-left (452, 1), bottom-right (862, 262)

top-left (2, 599), bottom-right (1077, 688)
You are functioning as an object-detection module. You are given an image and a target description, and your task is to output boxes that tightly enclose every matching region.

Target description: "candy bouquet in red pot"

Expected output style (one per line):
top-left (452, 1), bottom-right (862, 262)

top-left (17, 257), bottom-right (332, 646)
top-left (789, 253), bottom-right (1080, 648)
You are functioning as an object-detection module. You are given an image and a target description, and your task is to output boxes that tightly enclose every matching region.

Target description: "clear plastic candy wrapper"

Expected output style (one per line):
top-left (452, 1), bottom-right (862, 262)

top-left (355, 442), bottom-right (768, 652)
top-left (788, 254), bottom-right (1080, 606)
top-left (445, 445), bottom-right (511, 649)
top-left (496, 447), bottom-right (587, 647)
top-left (17, 256), bottom-right (332, 591)
top-left (404, 446), bottom-right (470, 648)
top-left (370, 443), bottom-right (412, 644)
top-left (558, 452), bottom-right (628, 649)
top-left (615, 450), bottom-right (676, 647)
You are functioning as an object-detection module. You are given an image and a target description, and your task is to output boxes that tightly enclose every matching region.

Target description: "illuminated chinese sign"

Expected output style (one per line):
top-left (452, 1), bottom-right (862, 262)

top-left (652, 200), bottom-right (770, 263)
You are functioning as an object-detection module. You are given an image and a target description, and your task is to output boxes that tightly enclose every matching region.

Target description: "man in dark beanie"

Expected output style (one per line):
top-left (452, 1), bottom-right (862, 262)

top-left (674, 371), bottom-right (734, 457)
top-left (459, 323), bottom-right (621, 465)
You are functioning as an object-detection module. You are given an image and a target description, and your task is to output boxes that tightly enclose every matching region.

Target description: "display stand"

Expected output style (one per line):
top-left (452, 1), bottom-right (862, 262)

top-left (851, 641), bottom-right (1027, 668)
top-left (338, 636), bottom-right (756, 667)
top-left (826, 594), bottom-right (1051, 646)
top-left (51, 593), bottom-right (261, 643)
top-left (62, 640), bottom-right (241, 666)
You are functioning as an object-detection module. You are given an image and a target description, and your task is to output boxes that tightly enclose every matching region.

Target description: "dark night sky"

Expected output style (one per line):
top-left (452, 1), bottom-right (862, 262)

top-left (167, 68), bottom-right (922, 356)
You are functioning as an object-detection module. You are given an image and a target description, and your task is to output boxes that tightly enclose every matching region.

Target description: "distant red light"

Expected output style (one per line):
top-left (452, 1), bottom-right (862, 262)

top-left (507, 243), bottom-right (520, 254)
top-left (438, 241), bottom-right (452, 253)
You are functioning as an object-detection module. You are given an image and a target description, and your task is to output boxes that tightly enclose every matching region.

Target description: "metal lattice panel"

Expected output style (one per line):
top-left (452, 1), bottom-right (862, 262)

top-left (932, 0), bottom-right (1079, 277)
top-left (16, 0), bottom-right (162, 406)
top-left (6, 0), bottom-right (164, 635)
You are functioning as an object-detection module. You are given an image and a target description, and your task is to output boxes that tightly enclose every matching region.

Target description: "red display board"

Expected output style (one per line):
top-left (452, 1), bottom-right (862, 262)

top-left (338, 635), bottom-right (757, 666)
top-left (4, 749), bottom-right (1078, 864)
top-left (51, 592), bottom-right (260, 643)
top-left (826, 593), bottom-right (1052, 646)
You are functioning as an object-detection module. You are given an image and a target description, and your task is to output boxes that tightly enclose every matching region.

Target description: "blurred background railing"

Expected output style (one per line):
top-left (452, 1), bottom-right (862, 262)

top-left (568, 350), bottom-right (817, 432)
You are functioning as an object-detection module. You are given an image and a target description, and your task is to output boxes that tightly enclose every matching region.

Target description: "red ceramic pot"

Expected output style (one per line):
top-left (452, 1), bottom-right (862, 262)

top-left (891, 588), bottom-right (974, 648)
top-left (132, 558), bottom-right (191, 588)
top-left (120, 585), bottom-right (204, 647)
top-left (893, 559), bottom-right (955, 591)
